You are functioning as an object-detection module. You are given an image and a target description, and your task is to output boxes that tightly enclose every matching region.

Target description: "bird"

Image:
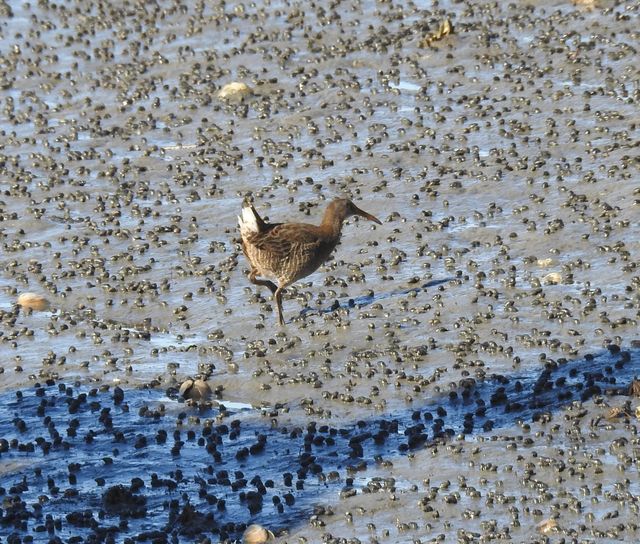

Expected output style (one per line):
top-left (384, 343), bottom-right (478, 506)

top-left (238, 198), bottom-right (382, 325)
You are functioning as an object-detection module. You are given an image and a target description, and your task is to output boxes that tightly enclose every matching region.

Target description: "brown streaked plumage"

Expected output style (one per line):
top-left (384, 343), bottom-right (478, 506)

top-left (238, 198), bottom-right (382, 325)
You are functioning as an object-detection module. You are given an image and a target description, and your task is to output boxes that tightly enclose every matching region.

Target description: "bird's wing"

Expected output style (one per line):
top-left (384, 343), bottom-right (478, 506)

top-left (250, 224), bottom-right (324, 257)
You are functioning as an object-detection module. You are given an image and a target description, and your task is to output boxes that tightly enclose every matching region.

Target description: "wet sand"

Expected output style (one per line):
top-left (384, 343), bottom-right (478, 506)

top-left (0, 0), bottom-right (639, 542)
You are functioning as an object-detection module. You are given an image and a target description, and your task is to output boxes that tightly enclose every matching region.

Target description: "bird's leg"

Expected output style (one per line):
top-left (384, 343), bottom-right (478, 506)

top-left (274, 286), bottom-right (285, 326)
top-left (249, 270), bottom-right (277, 295)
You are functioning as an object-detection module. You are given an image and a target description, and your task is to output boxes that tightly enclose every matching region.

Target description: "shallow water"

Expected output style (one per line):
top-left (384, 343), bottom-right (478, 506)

top-left (0, 348), bottom-right (637, 542)
top-left (1, 0), bottom-right (639, 542)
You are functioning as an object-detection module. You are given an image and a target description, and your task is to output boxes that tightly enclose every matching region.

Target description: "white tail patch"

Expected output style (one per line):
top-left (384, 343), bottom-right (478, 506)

top-left (238, 205), bottom-right (259, 236)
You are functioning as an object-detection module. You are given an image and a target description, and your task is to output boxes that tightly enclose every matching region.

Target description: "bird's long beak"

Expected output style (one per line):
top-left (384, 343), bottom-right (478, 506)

top-left (352, 204), bottom-right (382, 225)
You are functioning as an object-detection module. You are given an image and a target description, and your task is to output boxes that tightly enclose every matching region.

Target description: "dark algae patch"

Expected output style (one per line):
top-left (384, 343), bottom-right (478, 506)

top-left (0, 348), bottom-right (637, 542)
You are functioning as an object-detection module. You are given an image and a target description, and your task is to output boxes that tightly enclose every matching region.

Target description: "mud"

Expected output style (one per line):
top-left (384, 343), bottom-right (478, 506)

top-left (0, 0), bottom-right (639, 542)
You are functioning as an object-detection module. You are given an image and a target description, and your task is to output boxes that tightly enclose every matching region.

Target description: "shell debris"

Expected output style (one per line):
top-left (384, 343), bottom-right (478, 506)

top-left (17, 293), bottom-right (50, 311)
top-left (542, 272), bottom-right (562, 285)
top-left (243, 523), bottom-right (275, 544)
top-left (536, 519), bottom-right (559, 534)
top-left (419, 18), bottom-right (453, 48)
top-left (218, 82), bottom-right (253, 99)
top-left (179, 379), bottom-right (212, 403)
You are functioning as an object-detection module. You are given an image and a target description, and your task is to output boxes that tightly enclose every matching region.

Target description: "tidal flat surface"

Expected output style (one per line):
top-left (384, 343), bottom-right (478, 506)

top-left (0, 0), bottom-right (639, 542)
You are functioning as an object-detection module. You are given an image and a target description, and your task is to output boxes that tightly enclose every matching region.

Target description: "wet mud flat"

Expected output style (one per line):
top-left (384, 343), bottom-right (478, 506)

top-left (0, 0), bottom-right (639, 542)
top-left (1, 348), bottom-right (638, 542)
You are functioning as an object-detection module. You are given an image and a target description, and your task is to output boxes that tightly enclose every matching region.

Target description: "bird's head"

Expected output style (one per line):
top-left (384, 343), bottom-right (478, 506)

top-left (330, 198), bottom-right (382, 225)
